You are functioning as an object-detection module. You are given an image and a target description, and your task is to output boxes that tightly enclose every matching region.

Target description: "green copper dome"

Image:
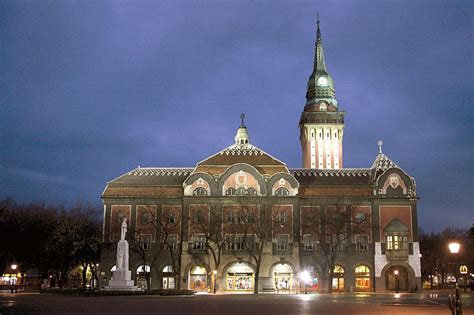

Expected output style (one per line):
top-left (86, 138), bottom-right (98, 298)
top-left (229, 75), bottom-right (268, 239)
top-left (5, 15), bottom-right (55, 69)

top-left (305, 18), bottom-right (337, 107)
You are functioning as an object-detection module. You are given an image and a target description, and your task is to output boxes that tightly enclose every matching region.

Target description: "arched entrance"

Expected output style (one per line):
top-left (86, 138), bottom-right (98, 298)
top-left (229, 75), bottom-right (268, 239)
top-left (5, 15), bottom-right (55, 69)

top-left (385, 265), bottom-right (409, 291)
top-left (355, 265), bottom-right (371, 292)
top-left (332, 265), bottom-right (345, 291)
top-left (136, 265), bottom-right (151, 290)
top-left (189, 265), bottom-right (207, 292)
top-left (272, 263), bottom-right (292, 291)
top-left (225, 263), bottom-right (254, 291)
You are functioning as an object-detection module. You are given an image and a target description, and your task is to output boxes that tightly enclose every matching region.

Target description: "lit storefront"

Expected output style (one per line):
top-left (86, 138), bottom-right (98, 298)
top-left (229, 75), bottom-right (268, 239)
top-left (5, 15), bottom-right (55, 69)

top-left (0, 273), bottom-right (20, 285)
top-left (273, 264), bottom-right (292, 291)
top-left (189, 265), bottom-right (207, 292)
top-left (226, 264), bottom-right (254, 291)
top-left (355, 265), bottom-right (371, 291)
top-left (332, 265), bottom-right (344, 291)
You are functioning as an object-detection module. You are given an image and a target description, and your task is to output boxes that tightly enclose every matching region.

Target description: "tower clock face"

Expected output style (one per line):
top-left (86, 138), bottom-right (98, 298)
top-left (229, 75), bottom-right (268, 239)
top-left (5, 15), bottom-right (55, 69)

top-left (317, 76), bottom-right (328, 86)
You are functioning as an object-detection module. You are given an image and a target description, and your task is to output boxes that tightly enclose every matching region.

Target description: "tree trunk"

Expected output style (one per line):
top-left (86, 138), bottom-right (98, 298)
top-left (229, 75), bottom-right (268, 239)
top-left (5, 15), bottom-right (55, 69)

top-left (82, 263), bottom-right (88, 289)
top-left (145, 273), bottom-right (151, 291)
top-left (327, 268), bottom-right (334, 293)
top-left (254, 262), bottom-right (261, 294)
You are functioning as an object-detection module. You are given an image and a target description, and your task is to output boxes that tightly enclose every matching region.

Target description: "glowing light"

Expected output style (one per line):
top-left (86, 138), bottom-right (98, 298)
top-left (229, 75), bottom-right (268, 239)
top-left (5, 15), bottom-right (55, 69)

top-left (394, 293), bottom-right (401, 298)
top-left (11, 264), bottom-right (17, 270)
top-left (212, 270), bottom-right (217, 275)
top-left (448, 242), bottom-right (460, 254)
top-left (300, 271), bottom-right (311, 284)
top-left (394, 270), bottom-right (399, 275)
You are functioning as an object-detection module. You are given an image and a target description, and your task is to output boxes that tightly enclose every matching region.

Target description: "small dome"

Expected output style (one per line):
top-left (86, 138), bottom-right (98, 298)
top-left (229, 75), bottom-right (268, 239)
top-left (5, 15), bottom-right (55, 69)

top-left (235, 113), bottom-right (250, 145)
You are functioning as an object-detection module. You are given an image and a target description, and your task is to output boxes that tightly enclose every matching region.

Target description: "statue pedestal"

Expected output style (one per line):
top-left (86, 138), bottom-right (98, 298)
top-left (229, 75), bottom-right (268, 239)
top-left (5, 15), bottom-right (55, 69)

top-left (103, 240), bottom-right (141, 291)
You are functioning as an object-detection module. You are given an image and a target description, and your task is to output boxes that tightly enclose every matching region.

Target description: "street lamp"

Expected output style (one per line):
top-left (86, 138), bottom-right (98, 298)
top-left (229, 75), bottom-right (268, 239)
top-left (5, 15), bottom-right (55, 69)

top-left (448, 241), bottom-right (462, 315)
top-left (10, 264), bottom-right (18, 293)
top-left (394, 270), bottom-right (399, 293)
top-left (300, 271), bottom-right (310, 294)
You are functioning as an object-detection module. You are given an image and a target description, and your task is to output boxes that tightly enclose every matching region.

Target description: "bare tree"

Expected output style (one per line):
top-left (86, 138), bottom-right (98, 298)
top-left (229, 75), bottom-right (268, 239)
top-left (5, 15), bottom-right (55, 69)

top-left (189, 204), bottom-right (227, 293)
top-left (301, 200), bottom-right (373, 293)
top-left (227, 204), bottom-right (276, 294)
top-left (128, 206), bottom-right (182, 290)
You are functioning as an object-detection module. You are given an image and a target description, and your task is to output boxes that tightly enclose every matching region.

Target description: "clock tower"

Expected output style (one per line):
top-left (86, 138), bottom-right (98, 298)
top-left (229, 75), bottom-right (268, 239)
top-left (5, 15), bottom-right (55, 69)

top-left (299, 17), bottom-right (344, 169)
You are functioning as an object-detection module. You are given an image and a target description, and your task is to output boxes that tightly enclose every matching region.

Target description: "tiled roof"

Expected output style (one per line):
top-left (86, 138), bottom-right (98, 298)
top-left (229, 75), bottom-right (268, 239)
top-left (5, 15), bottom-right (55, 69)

top-left (197, 143), bottom-right (286, 166)
top-left (290, 168), bottom-right (372, 177)
top-left (371, 153), bottom-right (399, 173)
top-left (128, 167), bottom-right (193, 177)
top-left (220, 143), bottom-right (265, 157)
top-left (107, 167), bottom-right (193, 186)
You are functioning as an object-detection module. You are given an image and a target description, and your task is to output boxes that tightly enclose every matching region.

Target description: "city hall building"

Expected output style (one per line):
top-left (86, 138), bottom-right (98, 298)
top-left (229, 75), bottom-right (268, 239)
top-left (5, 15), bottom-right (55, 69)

top-left (99, 20), bottom-right (422, 293)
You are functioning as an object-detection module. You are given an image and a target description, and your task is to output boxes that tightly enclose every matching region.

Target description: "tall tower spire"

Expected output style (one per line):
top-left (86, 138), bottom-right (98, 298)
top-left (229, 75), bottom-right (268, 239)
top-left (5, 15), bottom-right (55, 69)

top-left (313, 14), bottom-right (327, 73)
top-left (299, 16), bottom-right (345, 169)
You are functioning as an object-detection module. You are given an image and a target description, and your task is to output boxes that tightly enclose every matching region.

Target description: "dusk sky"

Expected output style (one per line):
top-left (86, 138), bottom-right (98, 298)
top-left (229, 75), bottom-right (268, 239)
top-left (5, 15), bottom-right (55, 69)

top-left (1, 1), bottom-right (472, 231)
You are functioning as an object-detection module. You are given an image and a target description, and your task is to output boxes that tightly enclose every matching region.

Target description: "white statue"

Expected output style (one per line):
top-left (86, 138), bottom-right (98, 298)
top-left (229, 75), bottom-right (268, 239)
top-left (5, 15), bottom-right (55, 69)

top-left (120, 217), bottom-right (127, 240)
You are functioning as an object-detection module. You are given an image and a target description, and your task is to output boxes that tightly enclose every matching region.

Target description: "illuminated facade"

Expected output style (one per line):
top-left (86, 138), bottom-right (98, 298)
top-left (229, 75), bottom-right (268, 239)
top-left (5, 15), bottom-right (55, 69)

top-left (99, 19), bottom-right (421, 293)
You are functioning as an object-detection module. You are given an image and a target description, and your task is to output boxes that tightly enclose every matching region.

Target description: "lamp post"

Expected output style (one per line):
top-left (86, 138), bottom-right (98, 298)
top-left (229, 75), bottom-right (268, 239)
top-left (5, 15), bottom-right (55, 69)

top-left (448, 242), bottom-right (462, 315)
top-left (394, 270), bottom-right (399, 293)
top-left (10, 264), bottom-right (17, 293)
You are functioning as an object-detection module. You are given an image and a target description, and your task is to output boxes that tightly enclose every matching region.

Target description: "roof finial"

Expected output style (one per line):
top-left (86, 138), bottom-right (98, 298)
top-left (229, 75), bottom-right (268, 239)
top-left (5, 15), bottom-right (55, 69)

top-left (377, 140), bottom-right (384, 154)
top-left (240, 113), bottom-right (246, 127)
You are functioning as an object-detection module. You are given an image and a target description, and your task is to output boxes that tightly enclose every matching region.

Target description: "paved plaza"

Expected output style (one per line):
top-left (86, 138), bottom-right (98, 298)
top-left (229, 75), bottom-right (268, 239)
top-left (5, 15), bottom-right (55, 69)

top-left (0, 291), bottom-right (473, 315)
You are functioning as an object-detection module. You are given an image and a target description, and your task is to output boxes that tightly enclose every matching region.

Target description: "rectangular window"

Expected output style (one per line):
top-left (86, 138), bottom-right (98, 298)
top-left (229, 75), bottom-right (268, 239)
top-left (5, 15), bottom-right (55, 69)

top-left (303, 235), bottom-right (315, 251)
top-left (355, 234), bottom-right (368, 251)
top-left (226, 234), bottom-right (252, 250)
top-left (386, 234), bottom-right (408, 250)
top-left (236, 235), bottom-right (245, 250)
top-left (276, 235), bottom-right (289, 251)
top-left (236, 212), bottom-right (245, 224)
top-left (227, 210), bottom-right (235, 224)
top-left (193, 234), bottom-right (205, 250)
top-left (194, 211), bottom-right (205, 224)
top-left (331, 234), bottom-right (343, 251)
top-left (276, 211), bottom-right (287, 224)
top-left (168, 213), bottom-right (176, 224)
top-left (140, 234), bottom-right (152, 250)
top-left (166, 234), bottom-right (177, 251)
top-left (226, 235), bottom-right (235, 250)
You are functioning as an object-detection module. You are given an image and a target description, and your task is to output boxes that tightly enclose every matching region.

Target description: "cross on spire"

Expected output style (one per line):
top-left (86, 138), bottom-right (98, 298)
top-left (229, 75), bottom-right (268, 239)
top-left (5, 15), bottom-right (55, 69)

top-left (377, 140), bottom-right (384, 154)
top-left (240, 113), bottom-right (246, 127)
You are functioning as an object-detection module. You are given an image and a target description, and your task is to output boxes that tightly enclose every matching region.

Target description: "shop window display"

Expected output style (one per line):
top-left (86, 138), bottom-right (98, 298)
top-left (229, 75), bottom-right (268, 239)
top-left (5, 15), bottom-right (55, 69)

top-left (226, 264), bottom-right (254, 291)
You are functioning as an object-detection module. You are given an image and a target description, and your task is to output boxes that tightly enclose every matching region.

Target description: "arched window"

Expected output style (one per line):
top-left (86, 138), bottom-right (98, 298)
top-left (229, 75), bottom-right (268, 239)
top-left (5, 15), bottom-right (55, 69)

top-left (137, 265), bottom-right (151, 275)
top-left (226, 187), bottom-right (257, 196)
top-left (275, 187), bottom-right (290, 196)
top-left (226, 187), bottom-right (237, 196)
top-left (193, 187), bottom-right (208, 196)
top-left (332, 265), bottom-right (344, 291)
top-left (246, 187), bottom-right (257, 196)
top-left (163, 265), bottom-right (173, 273)
top-left (355, 265), bottom-right (371, 291)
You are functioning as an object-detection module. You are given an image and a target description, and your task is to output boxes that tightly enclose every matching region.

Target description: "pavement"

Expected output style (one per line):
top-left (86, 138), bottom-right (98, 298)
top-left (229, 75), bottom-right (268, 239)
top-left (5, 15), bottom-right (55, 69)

top-left (0, 291), bottom-right (473, 315)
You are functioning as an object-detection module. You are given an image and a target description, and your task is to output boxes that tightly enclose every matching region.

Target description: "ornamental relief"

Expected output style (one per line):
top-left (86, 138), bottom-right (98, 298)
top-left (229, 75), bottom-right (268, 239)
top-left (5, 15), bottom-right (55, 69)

top-left (222, 170), bottom-right (261, 196)
top-left (271, 178), bottom-right (297, 196)
top-left (379, 173), bottom-right (407, 195)
top-left (184, 177), bottom-right (211, 196)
